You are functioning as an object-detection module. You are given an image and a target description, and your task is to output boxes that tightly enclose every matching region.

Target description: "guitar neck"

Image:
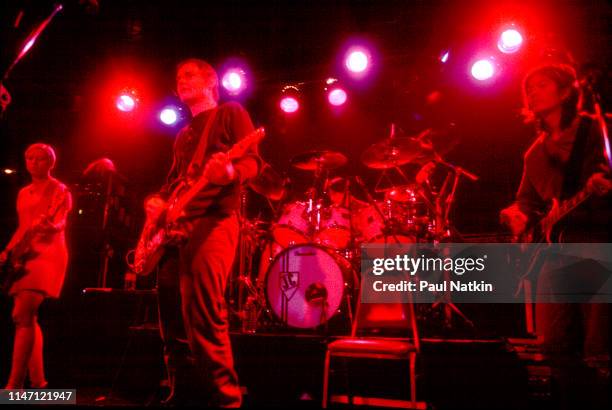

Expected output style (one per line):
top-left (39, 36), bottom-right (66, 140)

top-left (542, 187), bottom-right (592, 229)
top-left (166, 127), bottom-right (265, 222)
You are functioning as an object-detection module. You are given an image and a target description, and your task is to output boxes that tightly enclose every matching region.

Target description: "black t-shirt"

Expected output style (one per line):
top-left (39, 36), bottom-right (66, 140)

top-left (163, 102), bottom-right (259, 218)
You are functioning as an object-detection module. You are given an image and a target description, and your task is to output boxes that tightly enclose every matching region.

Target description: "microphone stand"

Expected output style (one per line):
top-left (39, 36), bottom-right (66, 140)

top-left (582, 80), bottom-right (612, 170)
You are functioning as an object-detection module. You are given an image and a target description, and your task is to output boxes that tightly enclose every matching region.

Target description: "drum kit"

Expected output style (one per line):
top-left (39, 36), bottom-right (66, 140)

top-left (231, 125), bottom-right (479, 334)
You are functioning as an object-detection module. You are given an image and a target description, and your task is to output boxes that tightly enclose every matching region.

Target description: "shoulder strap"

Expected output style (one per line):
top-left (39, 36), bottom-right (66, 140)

top-left (32, 180), bottom-right (59, 217)
top-left (561, 116), bottom-right (592, 199)
top-left (186, 107), bottom-right (219, 178)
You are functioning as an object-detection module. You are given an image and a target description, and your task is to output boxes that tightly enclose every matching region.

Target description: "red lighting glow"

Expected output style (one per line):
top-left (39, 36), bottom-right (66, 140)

top-left (116, 93), bottom-right (136, 112)
top-left (221, 68), bottom-right (247, 95)
top-left (280, 96), bottom-right (299, 113)
top-left (345, 48), bottom-right (370, 74)
top-left (498, 29), bottom-right (523, 54)
top-left (470, 59), bottom-right (495, 81)
top-left (328, 88), bottom-right (347, 106)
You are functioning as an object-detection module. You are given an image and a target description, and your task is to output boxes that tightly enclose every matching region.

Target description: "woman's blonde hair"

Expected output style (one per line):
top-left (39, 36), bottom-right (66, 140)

top-left (25, 143), bottom-right (57, 168)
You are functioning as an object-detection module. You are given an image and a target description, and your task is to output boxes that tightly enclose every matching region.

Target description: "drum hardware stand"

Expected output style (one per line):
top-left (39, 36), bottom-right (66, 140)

top-left (96, 166), bottom-right (120, 288)
top-left (307, 162), bottom-right (331, 238)
top-left (429, 158), bottom-right (479, 329)
top-left (233, 190), bottom-right (262, 331)
top-left (373, 124), bottom-right (413, 195)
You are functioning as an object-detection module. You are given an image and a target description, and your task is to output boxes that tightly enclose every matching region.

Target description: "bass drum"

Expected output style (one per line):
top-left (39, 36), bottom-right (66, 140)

top-left (263, 244), bottom-right (355, 329)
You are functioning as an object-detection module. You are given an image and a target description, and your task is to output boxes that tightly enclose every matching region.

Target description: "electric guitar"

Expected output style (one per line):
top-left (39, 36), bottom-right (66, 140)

top-left (516, 182), bottom-right (595, 283)
top-left (1, 189), bottom-right (68, 294)
top-left (519, 183), bottom-right (594, 244)
top-left (131, 127), bottom-right (265, 276)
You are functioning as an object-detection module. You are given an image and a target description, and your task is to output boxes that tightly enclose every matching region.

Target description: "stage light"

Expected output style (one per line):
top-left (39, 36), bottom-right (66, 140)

top-left (280, 96), bottom-right (299, 113)
top-left (22, 39), bottom-right (35, 56)
top-left (345, 47), bottom-right (370, 74)
top-left (3, 168), bottom-right (16, 175)
top-left (498, 29), bottom-right (523, 54)
top-left (328, 88), bottom-right (347, 106)
top-left (471, 59), bottom-right (495, 81)
top-left (221, 68), bottom-right (247, 95)
top-left (440, 50), bottom-right (450, 63)
top-left (159, 107), bottom-right (179, 125)
top-left (116, 93), bottom-right (136, 112)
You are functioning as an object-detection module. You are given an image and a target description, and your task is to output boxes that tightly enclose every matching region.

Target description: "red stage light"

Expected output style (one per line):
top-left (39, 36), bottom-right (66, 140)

top-left (116, 93), bottom-right (136, 112)
top-left (328, 88), bottom-right (347, 106)
top-left (345, 48), bottom-right (370, 74)
top-left (280, 96), bottom-right (299, 113)
top-left (498, 29), bottom-right (523, 54)
top-left (470, 59), bottom-right (495, 81)
top-left (221, 68), bottom-right (246, 95)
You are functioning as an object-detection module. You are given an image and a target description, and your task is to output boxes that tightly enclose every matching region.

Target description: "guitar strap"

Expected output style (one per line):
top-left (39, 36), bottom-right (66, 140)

top-left (32, 181), bottom-right (60, 220)
top-left (560, 116), bottom-right (592, 200)
top-left (186, 107), bottom-right (219, 180)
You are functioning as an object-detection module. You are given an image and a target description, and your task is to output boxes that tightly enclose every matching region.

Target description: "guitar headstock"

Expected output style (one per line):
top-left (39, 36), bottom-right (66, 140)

top-left (228, 127), bottom-right (266, 159)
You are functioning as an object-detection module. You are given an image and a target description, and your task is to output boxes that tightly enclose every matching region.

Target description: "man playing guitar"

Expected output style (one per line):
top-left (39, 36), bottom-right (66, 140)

top-left (500, 63), bottom-right (610, 408)
top-left (149, 58), bottom-right (260, 407)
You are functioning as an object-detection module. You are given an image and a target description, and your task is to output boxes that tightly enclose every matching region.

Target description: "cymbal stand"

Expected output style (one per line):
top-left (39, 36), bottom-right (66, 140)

top-left (233, 190), bottom-right (261, 332)
top-left (429, 157), bottom-right (479, 329)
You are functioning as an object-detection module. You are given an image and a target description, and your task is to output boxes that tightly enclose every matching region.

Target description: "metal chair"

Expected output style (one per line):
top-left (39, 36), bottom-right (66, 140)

top-left (322, 297), bottom-right (425, 408)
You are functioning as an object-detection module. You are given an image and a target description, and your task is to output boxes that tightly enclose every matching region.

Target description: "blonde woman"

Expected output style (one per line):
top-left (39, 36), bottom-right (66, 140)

top-left (0, 143), bottom-right (72, 389)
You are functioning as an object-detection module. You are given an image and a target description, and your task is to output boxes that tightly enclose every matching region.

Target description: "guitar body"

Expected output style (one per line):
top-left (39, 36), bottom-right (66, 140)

top-left (1, 189), bottom-right (67, 294)
top-left (517, 185), bottom-right (594, 282)
top-left (0, 246), bottom-right (39, 294)
top-left (520, 198), bottom-right (560, 245)
top-left (136, 240), bottom-right (166, 277)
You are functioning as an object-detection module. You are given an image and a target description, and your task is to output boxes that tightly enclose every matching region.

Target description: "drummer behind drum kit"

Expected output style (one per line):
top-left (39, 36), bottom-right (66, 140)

top-left (232, 125), bottom-right (479, 334)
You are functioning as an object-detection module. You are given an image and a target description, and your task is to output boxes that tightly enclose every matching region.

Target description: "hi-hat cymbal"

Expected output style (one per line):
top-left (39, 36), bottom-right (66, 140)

top-left (248, 163), bottom-right (287, 201)
top-left (361, 137), bottom-right (433, 169)
top-left (291, 150), bottom-right (348, 171)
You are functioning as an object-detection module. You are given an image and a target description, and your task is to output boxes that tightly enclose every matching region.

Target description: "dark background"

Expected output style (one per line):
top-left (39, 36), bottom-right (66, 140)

top-left (1, 0), bottom-right (610, 235)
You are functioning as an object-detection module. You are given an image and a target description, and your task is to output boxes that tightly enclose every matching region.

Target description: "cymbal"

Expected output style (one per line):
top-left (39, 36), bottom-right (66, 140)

top-left (248, 163), bottom-right (287, 201)
top-left (361, 137), bottom-right (433, 169)
top-left (291, 150), bottom-right (348, 171)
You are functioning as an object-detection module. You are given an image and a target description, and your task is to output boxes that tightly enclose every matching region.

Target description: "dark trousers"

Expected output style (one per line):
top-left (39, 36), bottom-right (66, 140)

top-left (157, 248), bottom-right (190, 377)
top-left (157, 213), bottom-right (241, 407)
top-left (536, 258), bottom-right (610, 409)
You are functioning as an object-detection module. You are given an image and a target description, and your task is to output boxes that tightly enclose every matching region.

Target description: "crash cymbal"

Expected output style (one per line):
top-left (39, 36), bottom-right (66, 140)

top-left (361, 137), bottom-right (433, 169)
top-left (248, 163), bottom-right (287, 201)
top-left (291, 150), bottom-right (348, 171)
